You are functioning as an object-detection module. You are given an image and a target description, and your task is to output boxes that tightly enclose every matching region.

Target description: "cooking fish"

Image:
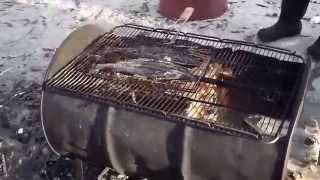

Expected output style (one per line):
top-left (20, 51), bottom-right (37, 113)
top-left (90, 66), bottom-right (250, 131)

top-left (95, 58), bottom-right (197, 81)
top-left (100, 46), bottom-right (204, 67)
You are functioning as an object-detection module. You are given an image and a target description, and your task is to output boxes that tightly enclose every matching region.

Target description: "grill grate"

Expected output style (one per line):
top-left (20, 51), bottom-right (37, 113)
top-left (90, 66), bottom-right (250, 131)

top-left (44, 24), bottom-right (306, 141)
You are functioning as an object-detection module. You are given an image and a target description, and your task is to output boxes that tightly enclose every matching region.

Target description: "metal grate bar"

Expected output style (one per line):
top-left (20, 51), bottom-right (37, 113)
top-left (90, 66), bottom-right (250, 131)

top-left (44, 24), bottom-right (307, 141)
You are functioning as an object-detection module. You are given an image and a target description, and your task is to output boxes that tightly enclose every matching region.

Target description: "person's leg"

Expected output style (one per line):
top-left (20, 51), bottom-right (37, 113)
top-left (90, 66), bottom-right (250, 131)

top-left (257, 0), bottom-right (310, 42)
top-left (308, 37), bottom-right (320, 60)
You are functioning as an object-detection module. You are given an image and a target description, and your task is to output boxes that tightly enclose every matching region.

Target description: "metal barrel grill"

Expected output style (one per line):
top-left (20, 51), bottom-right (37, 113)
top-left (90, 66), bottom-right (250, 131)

top-left (41, 24), bottom-right (311, 180)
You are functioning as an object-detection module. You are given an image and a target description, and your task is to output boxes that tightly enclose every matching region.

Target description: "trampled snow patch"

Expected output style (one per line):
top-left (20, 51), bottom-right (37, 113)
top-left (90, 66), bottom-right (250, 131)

top-left (1, 0), bottom-right (320, 179)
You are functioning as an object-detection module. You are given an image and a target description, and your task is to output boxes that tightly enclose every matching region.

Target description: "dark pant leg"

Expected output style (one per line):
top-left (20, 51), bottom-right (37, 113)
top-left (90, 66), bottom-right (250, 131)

top-left (280, 0), bottom-right (310, 23)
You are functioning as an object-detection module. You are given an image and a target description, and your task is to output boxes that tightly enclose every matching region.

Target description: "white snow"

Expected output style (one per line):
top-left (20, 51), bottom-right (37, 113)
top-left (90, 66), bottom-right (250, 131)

top-left (311, 16), bottom-right (320, 24)
top-left (1, 0), bottom-right (320, 179)
top-left (17, 128), bottom-right (24, 135)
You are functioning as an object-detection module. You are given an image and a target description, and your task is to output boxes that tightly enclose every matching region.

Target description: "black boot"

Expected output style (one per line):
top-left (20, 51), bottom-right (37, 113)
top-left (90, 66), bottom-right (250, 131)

top-left (307, 37), bottom-right (320, 60)
top-left (257, 0), bottom-right (310, 42)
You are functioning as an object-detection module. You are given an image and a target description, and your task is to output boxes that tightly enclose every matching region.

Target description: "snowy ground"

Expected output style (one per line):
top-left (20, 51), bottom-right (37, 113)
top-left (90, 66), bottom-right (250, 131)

top-left (0, 0), bottom-right (320, 179)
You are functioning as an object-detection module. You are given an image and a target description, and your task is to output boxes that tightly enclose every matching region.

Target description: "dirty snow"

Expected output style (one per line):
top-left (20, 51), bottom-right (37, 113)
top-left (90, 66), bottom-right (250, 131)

top-left (1, 0), bottom-right (320, 179)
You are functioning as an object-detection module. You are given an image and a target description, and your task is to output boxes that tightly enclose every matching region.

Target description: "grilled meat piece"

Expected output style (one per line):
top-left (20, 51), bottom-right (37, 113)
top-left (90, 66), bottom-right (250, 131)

top-left (95, 58), bottom-right (196, 81)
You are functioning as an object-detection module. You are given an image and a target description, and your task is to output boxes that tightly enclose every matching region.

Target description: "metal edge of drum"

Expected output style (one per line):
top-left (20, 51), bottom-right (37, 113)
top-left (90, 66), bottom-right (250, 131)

top-left (41, 92), bottom-right (60, 155)
top-left (41, 24), bottom-right (112, 155)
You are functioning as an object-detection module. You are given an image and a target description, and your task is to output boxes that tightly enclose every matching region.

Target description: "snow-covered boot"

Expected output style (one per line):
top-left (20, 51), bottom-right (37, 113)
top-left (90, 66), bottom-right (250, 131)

top-left (257, 0), bottom-right (310, 42)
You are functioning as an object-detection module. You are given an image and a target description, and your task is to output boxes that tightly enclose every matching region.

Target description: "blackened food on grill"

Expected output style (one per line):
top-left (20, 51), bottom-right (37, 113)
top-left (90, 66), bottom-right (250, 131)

top-left (95, 58), bottom-right (197, 81)
top-left (130, 34), bottom-right (168, 46)
top-left (100, 46), bottom-right (203, 67)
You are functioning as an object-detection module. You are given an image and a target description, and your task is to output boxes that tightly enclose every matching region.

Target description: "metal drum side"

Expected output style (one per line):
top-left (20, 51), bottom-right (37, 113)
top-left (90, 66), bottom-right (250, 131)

top-left (41, 24), bottom-right (111, 155)
top-left (41, 92), bottom-right (285, 180)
